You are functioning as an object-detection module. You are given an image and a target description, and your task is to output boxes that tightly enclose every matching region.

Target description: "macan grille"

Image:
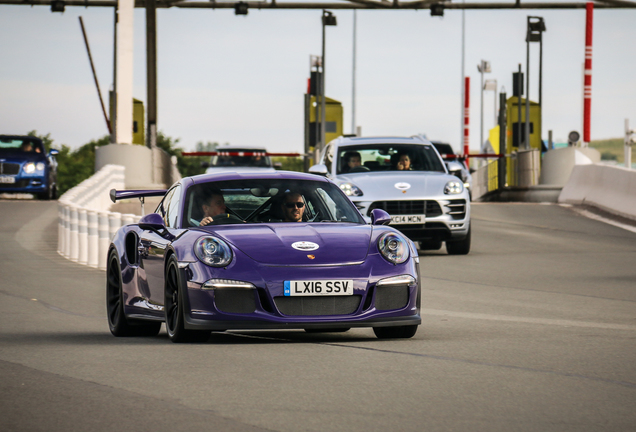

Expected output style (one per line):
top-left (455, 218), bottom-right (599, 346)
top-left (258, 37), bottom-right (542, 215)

top-left (368, 200), bottom-right (442, 217)
top-left (0, 162), bottom-right (20, 175)
top-left (445, 199), bottom-right (467, 219)
top-left (274, 295), bottom-right (362, 316)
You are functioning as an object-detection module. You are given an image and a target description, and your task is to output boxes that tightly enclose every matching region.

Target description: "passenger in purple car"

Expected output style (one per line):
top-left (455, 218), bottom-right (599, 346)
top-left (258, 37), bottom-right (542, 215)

top-left (281, 192), bottom-right (305, 222)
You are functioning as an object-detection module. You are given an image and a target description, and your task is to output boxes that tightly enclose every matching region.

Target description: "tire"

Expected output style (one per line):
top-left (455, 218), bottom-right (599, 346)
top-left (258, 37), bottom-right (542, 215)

top-left (106, 249), bottom-right (161, 337)
top-left (446, 225), bottom-right (471, 255)
top-left (305, 328), bottom-right (350, 333)
top-left (373, 325), bottom-right (418, 339)
top-left (37, 186), bottom-right (52, 200)
top-left (165, 256), bottom-right (210, 343)
top-left (418, 239), bottom-right (442, 251)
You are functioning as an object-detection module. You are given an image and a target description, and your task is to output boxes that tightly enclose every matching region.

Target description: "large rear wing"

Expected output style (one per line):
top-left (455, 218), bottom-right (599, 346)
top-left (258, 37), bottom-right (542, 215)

top-left (109, 189), bottom-right (167, 215)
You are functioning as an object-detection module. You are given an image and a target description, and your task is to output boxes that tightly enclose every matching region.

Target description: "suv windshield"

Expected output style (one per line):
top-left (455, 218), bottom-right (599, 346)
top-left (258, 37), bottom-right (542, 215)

top-left (337, 143), bottom-right (445, 174)
top-left (183, 178), bottom-right (365, 227)
top-left (210, 149), bottom-right (272, 168)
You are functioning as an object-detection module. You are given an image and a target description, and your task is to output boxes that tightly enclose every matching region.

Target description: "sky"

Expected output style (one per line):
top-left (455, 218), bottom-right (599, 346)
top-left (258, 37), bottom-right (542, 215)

top-left (1, 2), bottom-right (635, 154)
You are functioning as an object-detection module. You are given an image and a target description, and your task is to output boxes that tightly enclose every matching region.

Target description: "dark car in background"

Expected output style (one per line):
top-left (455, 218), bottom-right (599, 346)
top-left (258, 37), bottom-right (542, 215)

top-left (0, 135), bottom-right (59, 199)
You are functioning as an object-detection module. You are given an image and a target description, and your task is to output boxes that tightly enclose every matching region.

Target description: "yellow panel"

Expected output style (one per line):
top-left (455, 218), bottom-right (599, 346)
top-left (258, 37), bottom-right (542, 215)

top-left (132, 98), bottom-right (145, 146)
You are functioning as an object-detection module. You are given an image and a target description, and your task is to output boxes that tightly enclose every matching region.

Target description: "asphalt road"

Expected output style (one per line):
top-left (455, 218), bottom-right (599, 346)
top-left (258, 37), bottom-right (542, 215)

top-left (1, 199), bottom-right (635, 432)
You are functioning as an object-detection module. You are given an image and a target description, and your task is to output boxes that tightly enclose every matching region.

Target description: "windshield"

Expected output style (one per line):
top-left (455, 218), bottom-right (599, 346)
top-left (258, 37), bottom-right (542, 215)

top-left (336, 143), bottom-right (445, 174)
top-left (183, 178), bottom-right (365, 227)
top-left (0, 137), bottom-right (44, 154)
top-left (209, 149), bottom-right (272, 168)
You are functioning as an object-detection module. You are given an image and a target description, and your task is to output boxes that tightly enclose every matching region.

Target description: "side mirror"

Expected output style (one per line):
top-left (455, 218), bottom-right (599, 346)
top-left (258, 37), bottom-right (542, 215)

top-left (139, 213), bottom-right (166, 231)
top-left (49, 149), bottom-right (59, 156)
top-left (200, 161), bottom-right (209, 168)
top-left (446, 161), bottom-right (463, 173)
top-left (370, 208), bottom-right (391, 226)
top-left (273, 162), bottom-right (283, 170)
top-left (308, 164), bottom-right (329, 176)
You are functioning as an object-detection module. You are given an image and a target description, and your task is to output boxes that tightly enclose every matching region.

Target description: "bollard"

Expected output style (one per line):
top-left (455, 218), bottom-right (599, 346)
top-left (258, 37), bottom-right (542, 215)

top-left (121, 213), bottom-right (136, 228)
top-left (70, 206), bottom-right (79, 262)
top-left (63, 205), bottom-right (71, 258)
top-left (78, 209), bottom-right (88, 265)
top-left (87, 210), bottom-right (98, 268)
top-left (58, 203), bottom-right (65, 255)
top-left (98, 211), bottom-right (110, 271)
top-left (108, 212), bottom-right (122, 243)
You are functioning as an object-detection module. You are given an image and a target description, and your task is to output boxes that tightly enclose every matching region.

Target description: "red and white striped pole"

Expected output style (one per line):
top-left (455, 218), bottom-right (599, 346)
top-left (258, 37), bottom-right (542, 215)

top-left (463, 76), bottom-right (470, 166)
top-left (583, 2), bottom-right (594, 145)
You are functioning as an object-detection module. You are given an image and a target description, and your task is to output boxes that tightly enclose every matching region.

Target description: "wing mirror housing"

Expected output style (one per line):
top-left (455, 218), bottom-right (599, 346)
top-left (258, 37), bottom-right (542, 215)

top-left (138, 213), bottom-right (166, 231)
top-left (370, 208), bottom-right (391, 226)
top-left (308, 164), bottom-right (329, 176)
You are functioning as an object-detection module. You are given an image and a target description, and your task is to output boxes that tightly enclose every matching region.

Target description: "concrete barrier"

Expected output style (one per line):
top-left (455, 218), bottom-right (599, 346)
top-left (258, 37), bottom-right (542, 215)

top-left (559, 164), bottom-right (636, 221)
top-left (58, 165), bottom-right (126, 270)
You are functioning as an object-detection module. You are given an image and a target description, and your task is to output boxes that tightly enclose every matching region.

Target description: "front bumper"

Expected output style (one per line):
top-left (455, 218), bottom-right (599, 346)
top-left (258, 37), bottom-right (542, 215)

top-left (179, 257), bottom-right (421, 331)
top-left (355, 198), bottom-right (470, 242)
top-left (0, 175), bottom-right (49, 194)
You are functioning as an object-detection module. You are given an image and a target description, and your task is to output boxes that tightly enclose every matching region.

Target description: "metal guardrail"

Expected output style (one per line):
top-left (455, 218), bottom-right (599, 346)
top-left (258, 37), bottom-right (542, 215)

top-left (57, 164), bottom-right (140, 271)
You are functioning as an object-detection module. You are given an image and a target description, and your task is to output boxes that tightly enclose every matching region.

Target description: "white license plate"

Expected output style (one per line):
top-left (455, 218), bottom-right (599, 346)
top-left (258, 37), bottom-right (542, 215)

top-left (0, 175), bottom-right (16, 184)
top-left (284, 280), bottom-right (354, 296)
top-left (390, 215), bottom-right (424, 225)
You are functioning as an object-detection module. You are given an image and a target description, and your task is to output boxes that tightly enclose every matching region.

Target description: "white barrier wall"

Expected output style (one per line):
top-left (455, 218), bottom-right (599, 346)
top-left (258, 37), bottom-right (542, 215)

top-left (57, 164), bottom-right (140, 271)
top-left (559, 164), bottom-right (636, 221)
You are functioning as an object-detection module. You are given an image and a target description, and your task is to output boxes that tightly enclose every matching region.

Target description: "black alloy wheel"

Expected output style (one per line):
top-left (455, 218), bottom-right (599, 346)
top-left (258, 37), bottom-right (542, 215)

top-left (107, 249), bottom-right (161, 337)
top-left (373, 325), bottom-right (418, 339)
top-left (164, 256), bottom-right (210, 343)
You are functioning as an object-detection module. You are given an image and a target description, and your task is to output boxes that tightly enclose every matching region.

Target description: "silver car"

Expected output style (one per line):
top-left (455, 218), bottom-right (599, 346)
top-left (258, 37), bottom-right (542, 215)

top-left (309, 135), bottom-right (471, 255)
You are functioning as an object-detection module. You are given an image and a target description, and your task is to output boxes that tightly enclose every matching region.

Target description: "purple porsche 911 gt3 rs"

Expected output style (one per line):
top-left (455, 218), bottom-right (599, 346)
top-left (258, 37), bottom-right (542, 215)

top-left (107, 171), bottom-right (421, 342)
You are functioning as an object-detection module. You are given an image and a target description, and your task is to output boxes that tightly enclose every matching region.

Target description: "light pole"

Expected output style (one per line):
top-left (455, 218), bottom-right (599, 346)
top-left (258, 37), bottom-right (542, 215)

top-left (525, 16), bottom-right (546, 150)
top-left (484, 79), bottom-right (498, 128)
top-left (351, 10), bottom-right (357, 135)
top-left (477, 60), bottom-right (491, 150)
top-left (320, 10), bottom-right (337, 154)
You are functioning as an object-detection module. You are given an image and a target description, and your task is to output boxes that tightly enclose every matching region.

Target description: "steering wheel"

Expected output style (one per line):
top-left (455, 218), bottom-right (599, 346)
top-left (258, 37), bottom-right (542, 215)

top-left (210, 213), bottom-right (244, 225)
top-left (348, 166), bottom-right (370, 173)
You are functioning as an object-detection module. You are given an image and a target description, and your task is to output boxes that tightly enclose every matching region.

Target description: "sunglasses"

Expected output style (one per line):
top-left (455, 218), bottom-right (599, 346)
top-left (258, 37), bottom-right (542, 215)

top-left (284, 202), bottom-right (305, 209)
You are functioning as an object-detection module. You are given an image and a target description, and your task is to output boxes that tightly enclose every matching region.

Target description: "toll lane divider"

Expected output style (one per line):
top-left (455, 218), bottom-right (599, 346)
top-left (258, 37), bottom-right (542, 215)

top-left (58, 164), bottom-right (140, 270)
top-left (559, 164), bottom-right (636, 221)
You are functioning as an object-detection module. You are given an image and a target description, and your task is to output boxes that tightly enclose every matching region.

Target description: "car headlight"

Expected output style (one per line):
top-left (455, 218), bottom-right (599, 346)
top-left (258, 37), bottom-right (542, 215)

top-left (444, 180), bottom-right (463, 194)
top-left (378, 232), bottom-right (409, 264)
top-left (23, 163), bottom-right (36, 174)
top-left (194, 236), bottom-right (233, 267)
top-left (22, 162), bottom-right (45, 174)
top-left (339, 182), bottom-right (363, 197)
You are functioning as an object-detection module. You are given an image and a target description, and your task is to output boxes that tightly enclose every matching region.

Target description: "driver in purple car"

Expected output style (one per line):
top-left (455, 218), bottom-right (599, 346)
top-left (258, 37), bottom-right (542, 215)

top-left (200, 189), bottom-right (227, 226)
top-left (281, 192), bottom-right (305, 222)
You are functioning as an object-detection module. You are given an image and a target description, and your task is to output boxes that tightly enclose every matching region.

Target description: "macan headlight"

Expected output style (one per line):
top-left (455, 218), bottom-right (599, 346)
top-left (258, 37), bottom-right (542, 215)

top-left (444, 180), bottom-right (463, 194)
top-left (339, 182), bottom-right (363, 197)
top-left (194, 236), bottom-right (233, 267)
top-left (378, 232), bottom-right (409, 264)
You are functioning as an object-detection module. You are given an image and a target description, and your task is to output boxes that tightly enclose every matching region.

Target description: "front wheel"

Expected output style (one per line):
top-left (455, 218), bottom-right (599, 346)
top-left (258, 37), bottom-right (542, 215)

top-left (373, 325), bottom-right (418, 339)
top-left (446, 225), bottom-right (471, 255)
top-left (165, 256), bottom-right (210, 343)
